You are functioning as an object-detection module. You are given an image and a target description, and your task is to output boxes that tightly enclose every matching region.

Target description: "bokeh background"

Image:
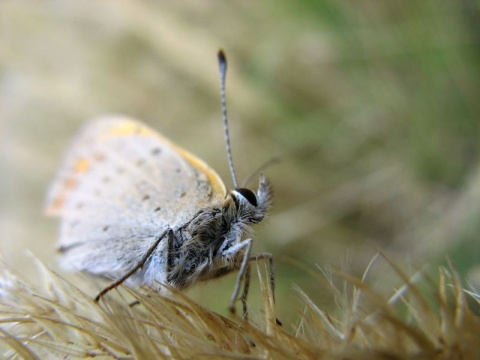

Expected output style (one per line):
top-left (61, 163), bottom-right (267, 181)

top-left (1, 1), bottom-right (479, 324)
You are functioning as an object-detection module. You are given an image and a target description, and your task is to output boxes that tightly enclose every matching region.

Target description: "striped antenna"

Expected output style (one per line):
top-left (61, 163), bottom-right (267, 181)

top-left (217, 49), bottom-right (239, 188)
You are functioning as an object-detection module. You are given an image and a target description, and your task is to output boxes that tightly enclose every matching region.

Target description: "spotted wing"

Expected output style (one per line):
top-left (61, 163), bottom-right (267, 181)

top-left (45, 115), bottom-right (226, 282)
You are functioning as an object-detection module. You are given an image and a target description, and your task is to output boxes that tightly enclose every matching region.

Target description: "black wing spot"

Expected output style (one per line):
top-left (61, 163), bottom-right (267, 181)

top-left (151, 147), bottom-right (162, 155)
top-left (142, 195), bottom-right (150, 201)
top-left (103, 225), bottom-right (109, 232)
top-left (154, 206), bottom-right (161, 212)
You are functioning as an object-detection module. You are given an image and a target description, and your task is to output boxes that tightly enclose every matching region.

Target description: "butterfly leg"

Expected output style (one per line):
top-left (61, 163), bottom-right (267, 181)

top-left (236, 253), bottom-right (276, 320)
top-left (230, 249), bottom-right (276, 321)
top-left (94, 228), bottom-right (172, 302)
top-left (224, 238), bottom-right (253, 316)
top-left (166, 228), bottom-right (175, 276)
top-left (204, 243), bottom-right (274, 320)
top-left (240, 263), bottom-right (251, 319)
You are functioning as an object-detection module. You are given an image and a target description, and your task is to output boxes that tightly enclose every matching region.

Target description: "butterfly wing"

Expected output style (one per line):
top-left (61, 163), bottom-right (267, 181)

top-left (46, 115), bottom-right (226, 282)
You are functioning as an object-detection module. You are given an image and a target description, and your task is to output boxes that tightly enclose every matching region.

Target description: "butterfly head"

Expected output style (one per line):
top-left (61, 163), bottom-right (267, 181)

top-left (228, 174), bottom-right (272, 224)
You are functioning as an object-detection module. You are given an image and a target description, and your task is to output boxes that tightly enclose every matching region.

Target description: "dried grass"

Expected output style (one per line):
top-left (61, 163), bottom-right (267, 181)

top-left (0, 256), bottom-right (479, 359)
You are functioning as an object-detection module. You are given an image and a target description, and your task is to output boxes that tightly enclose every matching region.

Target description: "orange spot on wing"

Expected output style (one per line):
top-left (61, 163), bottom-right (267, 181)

top-left (108, 122), bottom-right (154, 137)
top-left (45, 177), bottom-right (79, 216)
top-left (47, 196), bottom-right (65, 215)
top-left (74, 159), bottom-right (89, 173)
top-left (64, 177), bottom-right (77, 190)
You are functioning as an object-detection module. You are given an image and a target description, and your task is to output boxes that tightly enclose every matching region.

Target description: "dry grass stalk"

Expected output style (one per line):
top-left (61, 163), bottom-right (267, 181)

top-left (0, 256), bottom-right (479, 359)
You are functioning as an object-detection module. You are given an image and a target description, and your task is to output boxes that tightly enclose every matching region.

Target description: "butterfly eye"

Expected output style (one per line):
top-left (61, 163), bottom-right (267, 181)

top-left (232, 188), bottom-right (258, 207)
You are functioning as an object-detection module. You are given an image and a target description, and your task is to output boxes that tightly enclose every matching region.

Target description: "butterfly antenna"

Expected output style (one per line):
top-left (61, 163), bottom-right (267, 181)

top-left (242, 154), bottom-right (282, 187)
top-left (218, 49), bottom-right (239, 188)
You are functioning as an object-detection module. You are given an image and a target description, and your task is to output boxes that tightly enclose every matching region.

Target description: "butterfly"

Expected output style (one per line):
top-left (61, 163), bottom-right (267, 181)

top-left (45, 50), bottom-right (274, 317)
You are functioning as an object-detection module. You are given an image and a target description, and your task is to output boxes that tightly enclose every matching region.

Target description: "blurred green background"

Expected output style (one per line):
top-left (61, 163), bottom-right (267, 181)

top-left (1, 1), bottom-right (479, 325)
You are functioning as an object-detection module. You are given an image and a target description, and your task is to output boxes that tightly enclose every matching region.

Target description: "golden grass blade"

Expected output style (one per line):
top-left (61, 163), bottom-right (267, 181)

top-left (1, 255), bottom-right (479, 359)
